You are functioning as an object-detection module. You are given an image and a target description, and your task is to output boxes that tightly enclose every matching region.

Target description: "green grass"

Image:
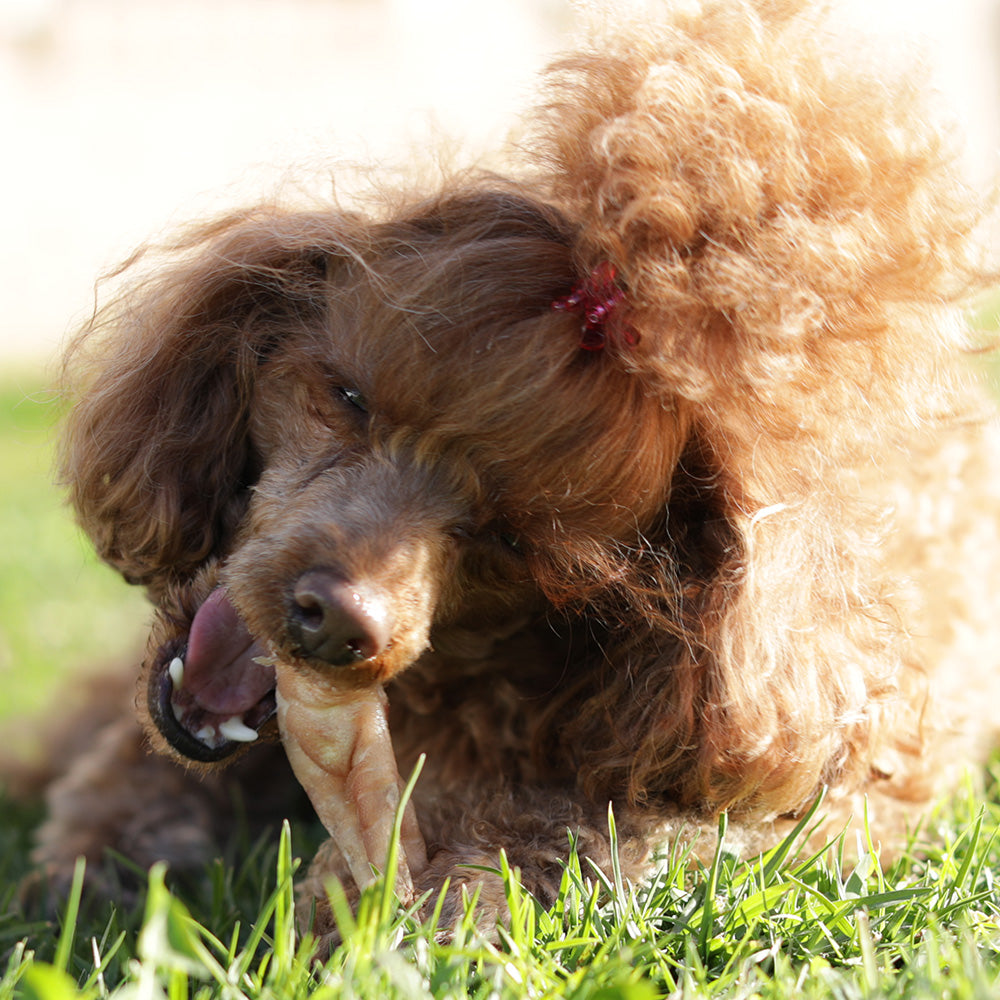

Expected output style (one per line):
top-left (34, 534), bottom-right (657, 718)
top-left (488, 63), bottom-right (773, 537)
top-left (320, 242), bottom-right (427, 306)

top-left (3, 787), bottom-right (1000, 999)
top-left (4, 364), bottom-right (1000, 998)
top-left (0, 372), bottom-right (146, 744)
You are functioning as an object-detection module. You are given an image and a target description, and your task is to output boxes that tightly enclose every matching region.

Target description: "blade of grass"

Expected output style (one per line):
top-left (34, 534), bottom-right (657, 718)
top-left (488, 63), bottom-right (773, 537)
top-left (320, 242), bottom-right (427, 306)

top-left (52, 858), bottom-right (86, 976)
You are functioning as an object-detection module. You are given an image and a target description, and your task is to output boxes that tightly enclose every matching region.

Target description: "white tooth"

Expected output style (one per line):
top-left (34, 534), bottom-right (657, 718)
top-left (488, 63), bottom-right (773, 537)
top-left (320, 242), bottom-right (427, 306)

top-left (196, 725), bottom-right (218, 745)
top-left (218, 716), bottom-right (259, 742)
top-left (168, 657), bottom-right (184, 688)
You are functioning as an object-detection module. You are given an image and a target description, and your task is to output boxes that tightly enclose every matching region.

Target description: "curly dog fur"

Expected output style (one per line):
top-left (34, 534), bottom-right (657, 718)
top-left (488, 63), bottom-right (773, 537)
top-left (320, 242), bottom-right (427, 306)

top-left (28, 0), bottom-right (1000, 936)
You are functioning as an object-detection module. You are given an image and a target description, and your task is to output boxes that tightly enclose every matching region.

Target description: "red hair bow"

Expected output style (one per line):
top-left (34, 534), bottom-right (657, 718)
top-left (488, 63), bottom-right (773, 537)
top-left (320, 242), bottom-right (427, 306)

top-left (552, 262), bottom-right (638, 351)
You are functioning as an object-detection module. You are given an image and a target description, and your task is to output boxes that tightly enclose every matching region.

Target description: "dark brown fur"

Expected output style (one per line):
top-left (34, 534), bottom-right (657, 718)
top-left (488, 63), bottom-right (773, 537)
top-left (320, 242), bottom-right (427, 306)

top-left (28, 0), bottom-right (1000, 940)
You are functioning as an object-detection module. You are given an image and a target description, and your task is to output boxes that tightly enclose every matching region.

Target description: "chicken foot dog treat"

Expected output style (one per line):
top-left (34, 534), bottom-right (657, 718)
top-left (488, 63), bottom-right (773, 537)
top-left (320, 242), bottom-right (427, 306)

top-left (274, 662), bottom-right (427, 900)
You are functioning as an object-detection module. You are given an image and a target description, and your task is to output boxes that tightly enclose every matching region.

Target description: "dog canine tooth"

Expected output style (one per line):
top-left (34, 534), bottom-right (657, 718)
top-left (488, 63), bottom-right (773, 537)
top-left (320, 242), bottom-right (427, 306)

top-left (218, 716), bottom-right (259, 742)
top-left (168, 656), bottom-right (184, 689)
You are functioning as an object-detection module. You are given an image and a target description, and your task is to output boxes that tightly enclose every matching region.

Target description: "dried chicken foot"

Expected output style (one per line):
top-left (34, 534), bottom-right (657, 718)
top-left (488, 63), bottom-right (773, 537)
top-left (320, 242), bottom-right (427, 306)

top-left (275, 664), bottom-right (427, 900)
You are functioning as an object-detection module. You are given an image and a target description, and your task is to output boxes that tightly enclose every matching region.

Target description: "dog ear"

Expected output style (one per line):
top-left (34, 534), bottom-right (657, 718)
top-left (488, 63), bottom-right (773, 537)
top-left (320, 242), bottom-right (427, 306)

top-left (642, 429), bottom-right (904, 816)
top-left (59, 208), bottom-right (355, 587)
top-left (555, 424), bottom-right (913, 821)
top-left (532, 2), bottom-right (991, 817)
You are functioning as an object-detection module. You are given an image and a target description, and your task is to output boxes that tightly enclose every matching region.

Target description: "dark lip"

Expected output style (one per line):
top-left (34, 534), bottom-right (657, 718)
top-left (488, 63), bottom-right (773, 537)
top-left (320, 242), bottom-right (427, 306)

top-left (147, 641), bottom-right (277, 764)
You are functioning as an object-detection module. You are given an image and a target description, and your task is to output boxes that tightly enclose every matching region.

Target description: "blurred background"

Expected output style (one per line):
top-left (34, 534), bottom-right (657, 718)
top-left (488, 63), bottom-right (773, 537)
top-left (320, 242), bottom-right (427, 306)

top-left (0, 0), bottom-right (998, 740)
top-left (1, 0), bottom-right (998, 365)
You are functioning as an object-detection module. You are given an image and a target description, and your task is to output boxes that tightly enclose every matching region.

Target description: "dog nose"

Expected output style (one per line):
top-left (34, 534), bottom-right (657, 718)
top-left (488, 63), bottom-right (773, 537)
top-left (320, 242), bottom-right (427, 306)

top-left (288, 570), bottom-right (391, 666)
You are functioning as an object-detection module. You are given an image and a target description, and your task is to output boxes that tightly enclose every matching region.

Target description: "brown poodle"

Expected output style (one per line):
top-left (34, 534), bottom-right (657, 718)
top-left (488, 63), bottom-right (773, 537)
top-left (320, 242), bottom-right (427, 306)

top-left (29, 0), bottom-right (1000, 938)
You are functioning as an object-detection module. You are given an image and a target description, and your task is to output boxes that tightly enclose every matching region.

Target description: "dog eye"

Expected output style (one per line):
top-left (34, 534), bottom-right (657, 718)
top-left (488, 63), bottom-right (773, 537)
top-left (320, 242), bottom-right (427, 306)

top-left (452, 523), bottom-right (525, 556)
top-left (336, 386), bottom-right (368, 413)
top-left (498, 532), bottom-right (522, 553)
top-left (491, 528), bottom-right (526, 557)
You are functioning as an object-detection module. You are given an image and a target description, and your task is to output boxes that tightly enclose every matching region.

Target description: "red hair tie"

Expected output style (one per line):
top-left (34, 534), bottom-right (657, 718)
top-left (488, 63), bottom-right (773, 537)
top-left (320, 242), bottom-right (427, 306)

top-left (552, 262), bottom-right (638, 351)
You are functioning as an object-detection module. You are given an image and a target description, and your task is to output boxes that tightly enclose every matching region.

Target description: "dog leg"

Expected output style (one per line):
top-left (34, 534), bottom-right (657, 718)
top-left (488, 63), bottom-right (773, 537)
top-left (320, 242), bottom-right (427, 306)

top-left (29, 713), bottom-right (306, 907)
top-left (29, 716), bottom-right (220, 902)
top-left (298, 784), bottom-right (651, 942)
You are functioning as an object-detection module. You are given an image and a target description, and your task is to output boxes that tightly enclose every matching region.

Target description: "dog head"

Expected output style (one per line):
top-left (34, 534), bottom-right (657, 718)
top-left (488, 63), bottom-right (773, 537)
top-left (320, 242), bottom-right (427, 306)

top-left (60, 189), bottom-right (693, 763)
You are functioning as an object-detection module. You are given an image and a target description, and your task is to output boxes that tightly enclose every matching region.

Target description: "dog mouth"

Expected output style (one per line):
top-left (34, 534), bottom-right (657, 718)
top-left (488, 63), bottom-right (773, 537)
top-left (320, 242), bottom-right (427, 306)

top-left (148, 588), bottom-right (278, 763)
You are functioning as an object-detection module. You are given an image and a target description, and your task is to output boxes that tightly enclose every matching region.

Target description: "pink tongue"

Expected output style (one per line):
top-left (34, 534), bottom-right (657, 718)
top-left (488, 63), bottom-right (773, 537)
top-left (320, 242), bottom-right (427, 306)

top-left (184, 588), bottom-right (275, 715)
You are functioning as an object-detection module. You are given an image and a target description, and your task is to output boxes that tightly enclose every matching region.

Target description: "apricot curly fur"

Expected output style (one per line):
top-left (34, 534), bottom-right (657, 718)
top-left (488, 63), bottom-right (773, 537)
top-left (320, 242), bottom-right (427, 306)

top-left (26, 0), bottom-right (1000, 936)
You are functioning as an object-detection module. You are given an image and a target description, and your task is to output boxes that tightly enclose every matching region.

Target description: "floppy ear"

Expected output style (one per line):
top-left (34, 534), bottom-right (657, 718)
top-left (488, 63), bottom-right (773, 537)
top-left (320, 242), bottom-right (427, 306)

top-left (60, 207), bottom-right (357, 587)
top-left (558, 425), bottom-right (913, 821)
top-left (641, 428), bottom-right (904, 815)
top-left (532, 0), bottom-right (988, 818)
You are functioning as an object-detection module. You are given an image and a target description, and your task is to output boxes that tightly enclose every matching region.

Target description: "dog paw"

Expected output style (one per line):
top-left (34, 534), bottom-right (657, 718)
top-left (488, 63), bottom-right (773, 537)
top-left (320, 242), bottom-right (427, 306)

top-left (296, 838), bottom-right (513, 948)
top-left (413, 849), bottom-right (511, 942)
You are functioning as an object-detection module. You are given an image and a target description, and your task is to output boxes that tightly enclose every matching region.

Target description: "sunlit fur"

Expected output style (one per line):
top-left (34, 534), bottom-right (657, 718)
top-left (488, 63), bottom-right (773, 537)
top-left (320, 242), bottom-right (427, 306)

top-left (37, 0), bottom-right (1000, 934)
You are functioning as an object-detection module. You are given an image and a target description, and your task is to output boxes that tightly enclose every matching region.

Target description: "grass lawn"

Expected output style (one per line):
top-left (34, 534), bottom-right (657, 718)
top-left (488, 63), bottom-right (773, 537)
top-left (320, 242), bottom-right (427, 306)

top-left (0, 371), bottom-right (146, 735)
top-left (2, 363), bottom-right (1000, 999)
